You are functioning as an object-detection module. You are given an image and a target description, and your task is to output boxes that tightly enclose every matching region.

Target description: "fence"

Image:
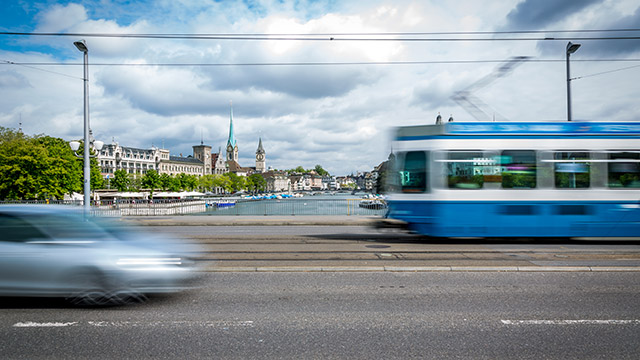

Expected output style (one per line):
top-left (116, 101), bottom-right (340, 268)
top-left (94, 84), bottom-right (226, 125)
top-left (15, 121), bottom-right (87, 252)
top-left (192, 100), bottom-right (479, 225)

top-left (0, 199), bottom-right (206, 217)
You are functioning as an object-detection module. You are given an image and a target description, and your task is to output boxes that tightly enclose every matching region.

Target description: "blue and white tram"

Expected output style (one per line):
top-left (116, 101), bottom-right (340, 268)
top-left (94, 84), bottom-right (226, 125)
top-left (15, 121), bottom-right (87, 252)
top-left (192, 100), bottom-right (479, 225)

top-left (386, 122), bottom-right (640, 238)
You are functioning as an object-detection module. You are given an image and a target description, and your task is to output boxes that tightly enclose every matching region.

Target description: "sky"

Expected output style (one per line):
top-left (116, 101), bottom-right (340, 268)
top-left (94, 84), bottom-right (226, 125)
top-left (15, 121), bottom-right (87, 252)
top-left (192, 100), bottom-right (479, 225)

top-left (1, 0), bottom-right (639, 175)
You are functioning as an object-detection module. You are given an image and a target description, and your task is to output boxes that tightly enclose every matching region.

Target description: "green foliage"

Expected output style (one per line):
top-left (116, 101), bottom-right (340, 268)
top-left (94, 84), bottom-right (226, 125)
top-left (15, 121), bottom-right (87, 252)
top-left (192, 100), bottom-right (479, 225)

top-left (112, 169), bottom-right (130, 191)
top-left (555, 172), bottom-right (589, 188)
top-left (619, 173), bottom-right (639, 187)
top-left (501, 172), bottom-right (536, 189)
top-left (141, 169), bottom-right (161, 197)
top-left (198, 174), bottom-right (216, 192)
top-left (213, 174), bottom-right (232, 193)
top-left (223, 172), bottom-right (246, 193)
top-left (448, 175), bottom-right (484, 189)
top-left (314, 164), bottom-right (329, 176)
top-left (128, 174), bottom-right (142, 191)
top-left (286, 165), bottom-right (330, 176)
top-left (159, 173), bottom-right (173, 191)
top-left (0, 127), bottom-right (98, 200)
top-left (246, 173), bottom-right (267, 193)
top-left (177, 173), bottom-right (198, 191)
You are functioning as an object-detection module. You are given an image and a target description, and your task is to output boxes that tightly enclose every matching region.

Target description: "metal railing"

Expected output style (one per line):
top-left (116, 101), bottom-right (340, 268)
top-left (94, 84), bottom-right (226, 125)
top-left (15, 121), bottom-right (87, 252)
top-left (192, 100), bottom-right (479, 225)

top-left (1, 198), bottom-right (387, 216)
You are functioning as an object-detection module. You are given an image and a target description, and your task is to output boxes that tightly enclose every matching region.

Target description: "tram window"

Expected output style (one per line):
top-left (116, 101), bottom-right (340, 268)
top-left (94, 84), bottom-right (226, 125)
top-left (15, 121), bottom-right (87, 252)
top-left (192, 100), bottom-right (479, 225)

top-left (400, 151), bottom-right (427, 193)
top-left (447, 151), bottom-right (487, 189)
top-left (608, 152), bottom-right (640, 188)
top-left (500, 150), bottom-right (536, 189)
top-left (554, 152), bottom-right (590, 188)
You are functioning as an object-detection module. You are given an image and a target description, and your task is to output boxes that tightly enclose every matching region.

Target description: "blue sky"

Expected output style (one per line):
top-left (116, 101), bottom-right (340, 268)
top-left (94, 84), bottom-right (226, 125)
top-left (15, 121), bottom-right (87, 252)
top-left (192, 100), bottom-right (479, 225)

top-left (1, 0), bottom-right (640, 175)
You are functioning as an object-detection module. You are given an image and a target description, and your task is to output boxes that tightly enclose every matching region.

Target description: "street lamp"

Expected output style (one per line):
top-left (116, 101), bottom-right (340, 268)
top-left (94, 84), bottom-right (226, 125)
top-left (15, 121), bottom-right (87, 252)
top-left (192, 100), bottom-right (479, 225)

top-left (70, 39), bottom-right (103, 214)
top-left (566, 41), bottom-right (581, 121)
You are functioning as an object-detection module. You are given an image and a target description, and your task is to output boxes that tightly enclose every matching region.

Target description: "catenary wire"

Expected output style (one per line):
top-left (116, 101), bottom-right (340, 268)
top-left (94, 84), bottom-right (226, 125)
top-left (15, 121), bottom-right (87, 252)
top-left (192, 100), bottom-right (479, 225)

top-left (3, 59), bottom-right (640, 67)
top-left (2, 31), bottom-right (640, 41)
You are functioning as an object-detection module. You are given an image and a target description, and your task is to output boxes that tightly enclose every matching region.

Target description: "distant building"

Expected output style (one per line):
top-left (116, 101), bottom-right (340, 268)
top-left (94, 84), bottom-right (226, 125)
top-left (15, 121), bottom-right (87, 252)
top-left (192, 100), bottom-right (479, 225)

top-left (98, 142), bottom-right (163, 178)
top-left (255, 137), bottom-right (266, 173)
top-left (97, 104), bottom-right (275, 188)
top-left (263, 171), bottom-right (290, 192)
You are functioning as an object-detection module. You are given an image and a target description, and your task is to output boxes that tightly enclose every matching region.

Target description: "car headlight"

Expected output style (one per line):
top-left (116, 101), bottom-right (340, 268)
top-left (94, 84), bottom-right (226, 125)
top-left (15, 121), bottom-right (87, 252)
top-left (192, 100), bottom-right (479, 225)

top-left (116, 257), bottom-right (183, 266)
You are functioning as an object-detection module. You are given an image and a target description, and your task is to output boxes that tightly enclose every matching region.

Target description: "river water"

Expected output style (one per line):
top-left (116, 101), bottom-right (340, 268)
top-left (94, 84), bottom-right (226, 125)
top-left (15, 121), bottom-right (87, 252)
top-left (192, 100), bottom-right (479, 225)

top-left (202, 193), bottom-right (387, 216)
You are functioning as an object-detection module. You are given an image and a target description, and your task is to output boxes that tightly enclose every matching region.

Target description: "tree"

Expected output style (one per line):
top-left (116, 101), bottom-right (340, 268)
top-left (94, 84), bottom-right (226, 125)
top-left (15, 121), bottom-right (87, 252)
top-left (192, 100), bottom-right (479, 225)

top-left (128, 173), bottom-right (142, 191)
top-left (198, 174), bottom-right (216, 193)
top-left (247, 173), bottom-right (267, 193)
top-left (141, 169), bottom-right (161, 198)
top-left (159, 173), bottom-right (172, 191)
top-left (0, 127), bottom-right (93, 200)
top-left (112, 169), bottom-right (130, 191)
top-left (176, 173), bottom-right (198, 191)
top-left (314, 165), bottom-right (329, 176)
top-left (34, 135), bottom-right (83, 198)
top-left (223, 172), bottom-right (246, 193)
top-left (213, 174), bottom-right (232, 193)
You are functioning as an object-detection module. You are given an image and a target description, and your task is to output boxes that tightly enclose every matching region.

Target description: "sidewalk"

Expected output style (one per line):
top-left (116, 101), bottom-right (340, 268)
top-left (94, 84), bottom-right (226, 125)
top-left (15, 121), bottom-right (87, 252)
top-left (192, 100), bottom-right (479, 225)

top-left (124, 215), bottom-right (384, 226)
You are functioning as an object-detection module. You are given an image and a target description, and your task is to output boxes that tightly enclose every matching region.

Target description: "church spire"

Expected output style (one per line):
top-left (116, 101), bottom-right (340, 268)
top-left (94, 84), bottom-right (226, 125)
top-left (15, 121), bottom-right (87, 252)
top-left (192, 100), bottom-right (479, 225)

top-left (257, 137), bottom-right (264, 153)
top-left (227, 101), bottom-right (236, 148)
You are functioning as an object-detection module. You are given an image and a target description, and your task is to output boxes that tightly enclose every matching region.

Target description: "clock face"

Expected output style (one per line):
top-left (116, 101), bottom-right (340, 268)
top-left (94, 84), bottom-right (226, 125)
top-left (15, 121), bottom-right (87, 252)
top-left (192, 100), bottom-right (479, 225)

top-left (227, 145), bottom-right (233, 152)
top-left (257, 154), bottom-right (264, 161)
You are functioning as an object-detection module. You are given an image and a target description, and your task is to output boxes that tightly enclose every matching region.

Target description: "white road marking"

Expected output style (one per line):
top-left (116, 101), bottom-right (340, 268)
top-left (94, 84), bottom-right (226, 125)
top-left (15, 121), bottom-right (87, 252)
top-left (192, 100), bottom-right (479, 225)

top-left (13, 322), bottom-right (78, 327)
top-left (13, 320), bottom-right (254, 328)
top-left (501, 320), bottom-right (640, 325)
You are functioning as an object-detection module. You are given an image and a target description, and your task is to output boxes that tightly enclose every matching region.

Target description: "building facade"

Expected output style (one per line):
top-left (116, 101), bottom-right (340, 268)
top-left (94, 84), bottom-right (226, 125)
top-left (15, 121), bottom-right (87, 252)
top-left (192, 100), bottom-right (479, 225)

top-left (99, 143), bottom-right (163, 178)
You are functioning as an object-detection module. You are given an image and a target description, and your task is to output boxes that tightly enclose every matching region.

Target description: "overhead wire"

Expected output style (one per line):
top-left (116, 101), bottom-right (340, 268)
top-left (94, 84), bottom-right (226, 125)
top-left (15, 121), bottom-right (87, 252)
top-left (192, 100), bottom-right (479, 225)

top-left (2, 29), bottom-right (640, 41)
top-left (3, 59), bottom-right (640, 67)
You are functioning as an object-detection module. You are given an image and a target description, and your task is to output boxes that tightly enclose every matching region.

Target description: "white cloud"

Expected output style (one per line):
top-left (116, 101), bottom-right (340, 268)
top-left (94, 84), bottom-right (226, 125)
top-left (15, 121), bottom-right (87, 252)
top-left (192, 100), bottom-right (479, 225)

top-left (1, 0), bottom-right (639, 175)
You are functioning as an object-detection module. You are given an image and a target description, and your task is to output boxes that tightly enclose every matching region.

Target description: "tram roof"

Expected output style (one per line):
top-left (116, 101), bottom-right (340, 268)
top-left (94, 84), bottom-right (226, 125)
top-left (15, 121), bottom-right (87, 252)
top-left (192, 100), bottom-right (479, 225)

top-left (395, 122), bottom-right (640, 140)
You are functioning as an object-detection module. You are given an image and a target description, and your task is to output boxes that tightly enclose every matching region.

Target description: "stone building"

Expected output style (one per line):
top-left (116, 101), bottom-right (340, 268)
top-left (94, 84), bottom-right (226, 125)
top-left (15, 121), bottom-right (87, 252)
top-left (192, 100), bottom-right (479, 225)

top-left (98, 142), bottom-right (163, 178)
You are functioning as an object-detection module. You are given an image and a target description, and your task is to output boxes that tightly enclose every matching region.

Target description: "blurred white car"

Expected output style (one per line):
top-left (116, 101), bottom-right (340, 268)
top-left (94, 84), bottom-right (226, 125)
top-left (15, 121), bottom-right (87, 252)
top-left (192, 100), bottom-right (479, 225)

top-left (0, 205), bottom-right (197, 306)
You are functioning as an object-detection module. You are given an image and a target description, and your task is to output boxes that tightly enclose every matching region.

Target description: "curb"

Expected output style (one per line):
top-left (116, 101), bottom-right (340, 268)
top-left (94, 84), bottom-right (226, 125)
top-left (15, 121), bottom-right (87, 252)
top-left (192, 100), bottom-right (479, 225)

top-left (204, 266), bottom-right (640, 273)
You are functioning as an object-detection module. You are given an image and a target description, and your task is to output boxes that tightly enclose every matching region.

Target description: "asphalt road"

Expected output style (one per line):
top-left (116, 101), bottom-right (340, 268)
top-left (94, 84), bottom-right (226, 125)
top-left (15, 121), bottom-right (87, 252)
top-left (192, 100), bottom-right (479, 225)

top-left (2, 272), bottom-right (639, 359)
top-left (141, 224), bottom-right (640, 271)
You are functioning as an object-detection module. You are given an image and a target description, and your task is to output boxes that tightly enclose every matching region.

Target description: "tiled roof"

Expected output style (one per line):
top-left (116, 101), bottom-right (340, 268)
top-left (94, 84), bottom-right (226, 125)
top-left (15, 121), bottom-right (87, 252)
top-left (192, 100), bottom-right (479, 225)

top-left (168, 156), bottom-right (203, 164)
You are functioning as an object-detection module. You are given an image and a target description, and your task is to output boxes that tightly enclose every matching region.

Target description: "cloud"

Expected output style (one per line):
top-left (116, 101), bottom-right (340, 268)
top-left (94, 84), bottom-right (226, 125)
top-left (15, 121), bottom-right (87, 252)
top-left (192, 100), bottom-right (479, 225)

top-left (538, 6), bottom-right (640, 55)
top-left (2, 0), bottom-right (639, 176)
top-left (35, 3), bottom-right (88, 32)
top-left (502, 0), bottom-right (602, 30)
top-left (0, 70), bottom-right (30, 88)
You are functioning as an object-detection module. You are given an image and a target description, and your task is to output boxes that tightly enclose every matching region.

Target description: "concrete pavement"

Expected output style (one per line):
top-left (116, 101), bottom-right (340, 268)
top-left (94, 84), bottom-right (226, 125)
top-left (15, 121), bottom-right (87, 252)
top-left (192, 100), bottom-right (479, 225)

top-left (122, 215), bottom-right (640, 272)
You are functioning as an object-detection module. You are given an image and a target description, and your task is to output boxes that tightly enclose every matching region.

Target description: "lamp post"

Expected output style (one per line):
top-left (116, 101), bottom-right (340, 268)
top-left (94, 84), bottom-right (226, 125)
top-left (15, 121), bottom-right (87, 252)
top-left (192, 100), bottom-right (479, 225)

top-left (566, 41), bottom-right (581, 121)
top-left (71, 39), bottom-right (104, 214)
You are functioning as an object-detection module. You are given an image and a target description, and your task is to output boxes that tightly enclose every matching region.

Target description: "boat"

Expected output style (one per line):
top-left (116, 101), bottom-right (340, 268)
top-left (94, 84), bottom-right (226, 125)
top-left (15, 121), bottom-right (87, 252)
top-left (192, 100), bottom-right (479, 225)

top-left (359, 199), bottom-right (387, 210)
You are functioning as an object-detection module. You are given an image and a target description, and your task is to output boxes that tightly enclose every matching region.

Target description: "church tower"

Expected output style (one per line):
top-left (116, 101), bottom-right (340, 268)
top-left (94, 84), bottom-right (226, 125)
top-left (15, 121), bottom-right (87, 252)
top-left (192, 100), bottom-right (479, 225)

top-left (255, 137), bottom-right (266, 172)
top-left (193, 140), bottom-right (212, 175)
top-left (226, 103), bottom-right (239, 163)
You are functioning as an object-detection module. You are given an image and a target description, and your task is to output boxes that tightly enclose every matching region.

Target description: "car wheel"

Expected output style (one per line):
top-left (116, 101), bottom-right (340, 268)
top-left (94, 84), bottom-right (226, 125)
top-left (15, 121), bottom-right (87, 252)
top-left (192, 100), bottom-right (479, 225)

top-left (65, 269), bottom-right (147, 306)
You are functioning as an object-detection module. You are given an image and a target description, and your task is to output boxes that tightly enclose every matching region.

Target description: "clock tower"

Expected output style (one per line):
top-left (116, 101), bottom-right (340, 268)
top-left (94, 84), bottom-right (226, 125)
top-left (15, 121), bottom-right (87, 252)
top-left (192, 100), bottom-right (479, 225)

top-left (255, 137), bottom-right (266, 172)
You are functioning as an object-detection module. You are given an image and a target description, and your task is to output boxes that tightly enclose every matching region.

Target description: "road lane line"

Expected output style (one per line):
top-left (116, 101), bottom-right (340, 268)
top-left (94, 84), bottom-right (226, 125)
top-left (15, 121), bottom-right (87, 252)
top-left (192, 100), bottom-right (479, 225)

top-left (13, 322), bottom-right (78, 327)
top-left (501, 320), bottom-right (640, 325)
top-left (12, 321), bottom-right (255, 328)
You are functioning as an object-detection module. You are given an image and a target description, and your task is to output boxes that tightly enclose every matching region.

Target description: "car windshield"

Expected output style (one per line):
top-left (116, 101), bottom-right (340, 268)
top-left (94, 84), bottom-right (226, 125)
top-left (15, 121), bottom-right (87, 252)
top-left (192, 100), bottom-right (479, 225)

top-left (24, 213), bottom-right (114, 241)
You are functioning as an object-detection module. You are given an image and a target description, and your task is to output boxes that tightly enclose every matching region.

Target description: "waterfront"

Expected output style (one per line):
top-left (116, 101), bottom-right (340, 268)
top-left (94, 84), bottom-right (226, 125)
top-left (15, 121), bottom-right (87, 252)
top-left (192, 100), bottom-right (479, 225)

top-left (204, 193), bottom-right (387, 216)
